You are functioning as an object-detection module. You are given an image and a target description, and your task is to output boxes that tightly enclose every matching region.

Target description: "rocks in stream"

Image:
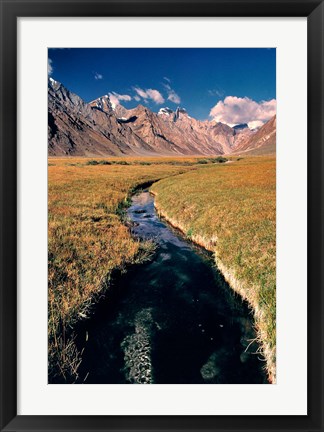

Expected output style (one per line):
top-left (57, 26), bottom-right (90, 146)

top-left (121, 308), bottom-right (154, 384)
top-left (124, 221), bottom-right (139, 228)
top-left (200, 352), bottom-right (221, 381)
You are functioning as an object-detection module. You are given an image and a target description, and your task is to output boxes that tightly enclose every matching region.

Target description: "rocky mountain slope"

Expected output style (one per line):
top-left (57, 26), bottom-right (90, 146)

top-left (112, 104), bottom-right (235, 155)
top-left (232, 115), bottom-right (276, 155)
top-left (48, 79), bottom-right (276, 157)
top-left (48, 78), bottom-right (150, 156)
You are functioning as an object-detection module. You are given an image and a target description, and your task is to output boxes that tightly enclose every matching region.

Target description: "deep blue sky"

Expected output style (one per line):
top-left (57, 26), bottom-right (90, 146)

top-left (48, 48), bottom-right (276, 121)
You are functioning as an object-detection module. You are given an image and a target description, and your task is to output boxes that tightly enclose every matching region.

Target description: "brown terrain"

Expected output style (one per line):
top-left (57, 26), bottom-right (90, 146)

top-left (232, 115), bottom-right (276, 155)
top-left (48, 78), bottom-right (276, 157)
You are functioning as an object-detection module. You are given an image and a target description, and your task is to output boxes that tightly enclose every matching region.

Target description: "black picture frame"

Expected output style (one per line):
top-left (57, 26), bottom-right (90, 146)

top-left (1, 0), bottom-right (323, 431)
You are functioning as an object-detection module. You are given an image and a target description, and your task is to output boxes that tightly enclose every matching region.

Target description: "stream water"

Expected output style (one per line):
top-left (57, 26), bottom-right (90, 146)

top-left (76, 191), bottom-right (267, 384)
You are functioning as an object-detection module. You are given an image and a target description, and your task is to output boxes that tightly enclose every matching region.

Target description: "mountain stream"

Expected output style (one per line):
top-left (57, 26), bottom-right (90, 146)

top-left (76, 190), bottom-right (267, 384)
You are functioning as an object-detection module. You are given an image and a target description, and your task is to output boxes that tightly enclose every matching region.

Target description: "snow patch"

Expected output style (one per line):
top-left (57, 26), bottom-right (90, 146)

top-left (158, 107), bottom-right (173, 116)
top-left (96, 98), bottom-right (103, 110)
top-left (49, 77), bottom-right (58, 86)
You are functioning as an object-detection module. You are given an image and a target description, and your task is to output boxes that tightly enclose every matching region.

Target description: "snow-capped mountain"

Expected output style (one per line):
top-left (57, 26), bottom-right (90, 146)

top-left (48, 79), bottom-right (276, 157)
top-left (48, 79), bottom-right (149, 156)
top-left (89, 95), bottom-right (113, 114)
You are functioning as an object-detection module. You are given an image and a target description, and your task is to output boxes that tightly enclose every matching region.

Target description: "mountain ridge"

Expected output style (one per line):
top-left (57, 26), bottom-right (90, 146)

top-left (48, 79), bottom-right (276, 157)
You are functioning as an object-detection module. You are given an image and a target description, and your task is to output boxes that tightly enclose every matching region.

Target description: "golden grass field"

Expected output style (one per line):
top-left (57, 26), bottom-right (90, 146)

top-left (48, 155), bottom-right (275, 382)
top-left (151, 156), bottom-right (276, 382)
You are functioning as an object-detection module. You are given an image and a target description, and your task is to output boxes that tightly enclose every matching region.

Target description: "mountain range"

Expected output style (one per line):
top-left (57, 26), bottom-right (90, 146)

top-left (48, 78), bottom-right (276, 157)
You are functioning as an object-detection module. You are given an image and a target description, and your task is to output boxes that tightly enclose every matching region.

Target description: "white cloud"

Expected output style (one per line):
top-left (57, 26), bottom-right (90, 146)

top-left (108, 92), bottom-right (132, 106)
top-left (163, 83), bottom-right (181, 104)
top-left (208, 88), bottom-right (224, 98)
top-left (167, 91), bottom-right (181, 104)
top-left (209, 96), bottom-right (276, 126)
top-left (48, 58), bottom-right (53, 76)
top-left (134, 87), bottom-right (148, 100)
top-left (146, 89), bottom-right (164, 104)
top-left (94, 72), bottom-right (103, 80)
top-left (163, 76), bottom-right (171, 83)
top-left (134, 87), bottom-right (164, 104)
top-left (134, 95), bottom-right (141, 102)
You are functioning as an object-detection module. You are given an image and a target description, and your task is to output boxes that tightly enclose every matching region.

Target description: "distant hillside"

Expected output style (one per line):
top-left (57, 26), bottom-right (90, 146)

top-left (232, 116), bottom-right (276, 156)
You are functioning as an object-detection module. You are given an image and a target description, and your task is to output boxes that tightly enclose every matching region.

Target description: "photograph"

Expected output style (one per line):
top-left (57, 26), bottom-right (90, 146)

top-left (2, 0), bottom-right (323, 429)
top-left (48, 47), bottom-right (276, 385)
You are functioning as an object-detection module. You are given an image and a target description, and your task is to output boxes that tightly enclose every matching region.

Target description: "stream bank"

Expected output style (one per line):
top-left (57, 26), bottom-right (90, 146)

top-left (151, 189), bottom-right (275, 383)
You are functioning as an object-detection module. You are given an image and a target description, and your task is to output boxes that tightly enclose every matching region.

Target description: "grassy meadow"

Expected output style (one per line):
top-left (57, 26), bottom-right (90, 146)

top-left (48, 155), bottom-right (275, 383)
top-left (151, 156), bottom-right (276, 382)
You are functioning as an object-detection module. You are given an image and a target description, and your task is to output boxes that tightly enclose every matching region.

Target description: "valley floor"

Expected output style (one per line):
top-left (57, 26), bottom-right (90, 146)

top-left (48, 155), bottom-right (276, 383)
